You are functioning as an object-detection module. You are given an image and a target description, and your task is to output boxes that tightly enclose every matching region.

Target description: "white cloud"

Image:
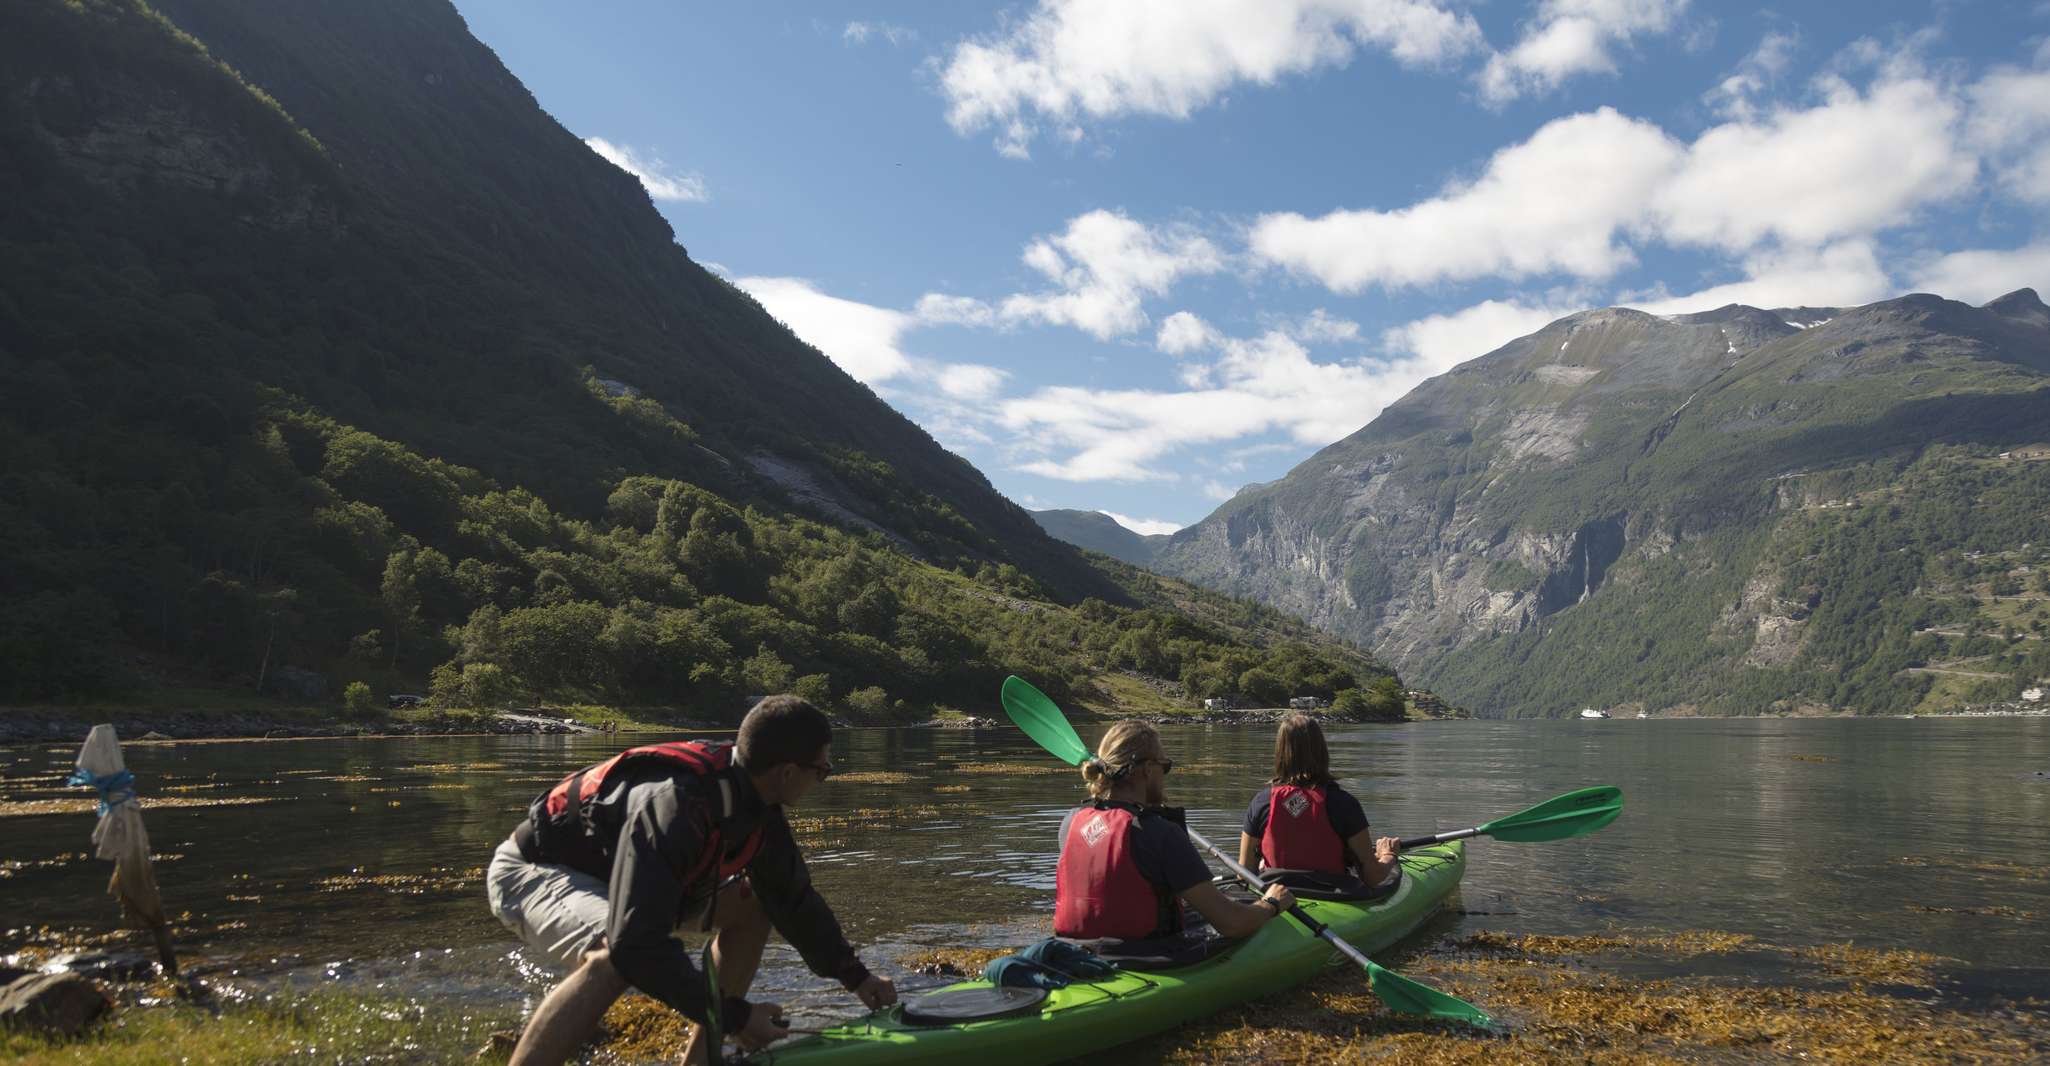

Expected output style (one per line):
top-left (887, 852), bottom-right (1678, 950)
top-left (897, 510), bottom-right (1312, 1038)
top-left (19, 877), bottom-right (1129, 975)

top-left (1479, 0), bottom-right (1689, 104)
top-left (1907, 243), bottom-right (2050, 305)
top-left (1284, 308), bottom-right (1363, 343)
top-left (1200, 480), bottom-right (1239, 500)
top-left (735, 276), bottom-right (915, 383)
top-left (936, 363), bottom-right (1010, 401)
top-left (1156, 311), bottom-right (1222, 354)
top-left (1251, 107), bottom-right (1682, 291)
top-left (1381, 297), bottom-right (1583, 366)
top-left (1256, 62), bottom-right (1979, 295)
top-left (940, 0), bottom-right (1483, 157)
top-left (914, 293), bottom-right (998, 327)
top-left (1967, 64), bottom-right (2050, 204)
top-left (1001, 327), bottom-right (1460, 481)
top-left (999, 210), bottom-right (1225, 339)
top-left (583, 137), bottom-right (710, 203)
top-left (1621, 241), bottom-right (1894, 315)
top-left (1652, 74), bottom-right (1975, 251)
top-left (1703, 29), bottom-right (1798, 121)
top-left (845, 21), bottom-right (917, 46)
top-left (1101, 511), bottom-right (1182, 535)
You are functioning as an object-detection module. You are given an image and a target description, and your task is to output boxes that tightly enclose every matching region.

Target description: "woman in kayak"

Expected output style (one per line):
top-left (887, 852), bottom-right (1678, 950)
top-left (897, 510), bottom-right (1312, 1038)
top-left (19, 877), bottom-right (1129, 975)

top-left (1239, 714), bottom-right (1400, 885)
top-left (1054, 721), bottom-right (1295, 942)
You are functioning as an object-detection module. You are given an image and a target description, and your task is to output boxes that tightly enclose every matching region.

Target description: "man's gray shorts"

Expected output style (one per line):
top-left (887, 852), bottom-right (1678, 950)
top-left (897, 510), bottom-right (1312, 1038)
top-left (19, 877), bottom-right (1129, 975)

top-left (486, 837), bottom-right (609, 969)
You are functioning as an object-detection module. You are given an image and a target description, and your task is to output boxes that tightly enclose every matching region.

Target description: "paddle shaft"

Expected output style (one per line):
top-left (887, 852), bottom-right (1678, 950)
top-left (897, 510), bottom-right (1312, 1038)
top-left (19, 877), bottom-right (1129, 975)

top-left (1183, 828), bottom-right (1382, 974)
top-left (1397, 827), bottom-right (1482, 850)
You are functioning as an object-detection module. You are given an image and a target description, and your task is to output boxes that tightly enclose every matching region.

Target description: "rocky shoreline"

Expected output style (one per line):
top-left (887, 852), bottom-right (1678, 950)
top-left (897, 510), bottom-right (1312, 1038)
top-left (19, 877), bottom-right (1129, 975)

top-left (0, 709), bottom-right (601, 745)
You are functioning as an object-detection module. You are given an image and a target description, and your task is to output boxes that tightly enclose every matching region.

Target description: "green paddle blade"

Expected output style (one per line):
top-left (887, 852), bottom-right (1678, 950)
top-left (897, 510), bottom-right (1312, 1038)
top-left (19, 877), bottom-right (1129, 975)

top-left (999, 675), bottom-right (1089, 766)
top-left (1367, 959), bottom-right (1493, 1027)
top-left (1476, 785), bottom-right (1623, 843)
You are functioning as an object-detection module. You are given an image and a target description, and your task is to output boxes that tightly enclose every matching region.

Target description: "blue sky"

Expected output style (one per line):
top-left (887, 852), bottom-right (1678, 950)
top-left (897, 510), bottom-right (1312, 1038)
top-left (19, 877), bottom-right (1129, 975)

top-left (450, 0), bottom-right (2050, 532)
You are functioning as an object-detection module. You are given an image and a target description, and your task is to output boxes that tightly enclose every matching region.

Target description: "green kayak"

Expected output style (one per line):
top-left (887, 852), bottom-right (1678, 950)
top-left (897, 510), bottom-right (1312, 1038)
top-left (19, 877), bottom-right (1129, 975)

top-left (749, 842), bottom-right (1465, 1065)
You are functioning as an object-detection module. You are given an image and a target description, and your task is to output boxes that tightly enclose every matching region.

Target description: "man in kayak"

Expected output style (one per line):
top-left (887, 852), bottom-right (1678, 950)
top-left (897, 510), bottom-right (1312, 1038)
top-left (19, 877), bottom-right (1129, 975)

top-left (1054, 721), bottom-right (1295, 942)
top-left (1238, 713), bottom-right (1400, 885)
top-left (486, 695), bottom-right (897, 1065)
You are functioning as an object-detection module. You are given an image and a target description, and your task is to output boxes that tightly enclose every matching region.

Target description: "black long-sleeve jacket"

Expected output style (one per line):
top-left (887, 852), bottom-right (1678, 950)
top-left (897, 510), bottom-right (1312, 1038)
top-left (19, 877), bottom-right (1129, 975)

top-left (518, 762), bottom-right (870, 1032)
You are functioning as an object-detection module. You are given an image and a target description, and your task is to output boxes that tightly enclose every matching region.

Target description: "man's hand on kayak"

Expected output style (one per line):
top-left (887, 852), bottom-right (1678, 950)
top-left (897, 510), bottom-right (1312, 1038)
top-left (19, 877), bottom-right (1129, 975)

top-left (1259, 883), bottom-right (1297, 914)
top-left (1374, 836), bottom-right (1401, 865)
top-left (734, 1003), bottom-right (789, 1050)
top-left (855, 973), bottom-right (897, 1009)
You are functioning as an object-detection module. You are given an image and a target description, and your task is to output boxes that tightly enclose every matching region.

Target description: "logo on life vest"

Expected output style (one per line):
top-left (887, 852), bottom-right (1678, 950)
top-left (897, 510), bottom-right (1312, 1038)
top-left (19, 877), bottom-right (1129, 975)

top-left (1283, 791), bottom-right (1312, 818)
top-left (1081, 814), bottom-right (1111, 846)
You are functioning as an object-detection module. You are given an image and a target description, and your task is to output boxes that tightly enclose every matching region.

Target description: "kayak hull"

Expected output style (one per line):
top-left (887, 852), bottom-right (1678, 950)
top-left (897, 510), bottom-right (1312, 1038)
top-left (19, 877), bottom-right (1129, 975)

top-left (751, 842), bottom-right (1465, 1065)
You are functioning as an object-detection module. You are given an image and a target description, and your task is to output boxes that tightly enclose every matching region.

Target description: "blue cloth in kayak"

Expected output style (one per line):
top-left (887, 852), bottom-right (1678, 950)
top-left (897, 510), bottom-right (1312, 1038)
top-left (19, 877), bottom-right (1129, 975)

top-left (983, 938), bottom-right (1118, 989)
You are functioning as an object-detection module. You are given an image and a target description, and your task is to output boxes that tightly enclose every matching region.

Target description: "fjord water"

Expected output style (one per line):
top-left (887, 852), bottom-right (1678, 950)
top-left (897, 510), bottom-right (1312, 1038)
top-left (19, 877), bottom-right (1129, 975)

top-left (3, 718), bottom-right (2047, 1024)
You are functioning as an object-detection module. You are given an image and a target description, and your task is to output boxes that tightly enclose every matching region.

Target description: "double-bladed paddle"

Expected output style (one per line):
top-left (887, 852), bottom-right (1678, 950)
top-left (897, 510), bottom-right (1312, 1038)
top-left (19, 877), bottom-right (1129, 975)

top-left (997, 675), bottom-right (1493, 1028)
top-left (1396, 786), bottom-right (1623, 850)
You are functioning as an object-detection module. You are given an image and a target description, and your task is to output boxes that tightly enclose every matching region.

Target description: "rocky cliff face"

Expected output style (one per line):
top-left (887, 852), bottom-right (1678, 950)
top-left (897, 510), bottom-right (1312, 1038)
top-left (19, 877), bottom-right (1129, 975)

top-left (1155, 292), bottom-right (2050, 716)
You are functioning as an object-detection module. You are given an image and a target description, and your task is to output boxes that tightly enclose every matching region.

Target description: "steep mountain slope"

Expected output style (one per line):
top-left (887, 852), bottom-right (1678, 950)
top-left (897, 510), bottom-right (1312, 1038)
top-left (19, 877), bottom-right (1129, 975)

top-left (1155, 292), bottom-right (2050, 716)
top-left (0, 0), bottom-right (1396, 715)
top-left (1032, 509), bottom-right (1170, 567)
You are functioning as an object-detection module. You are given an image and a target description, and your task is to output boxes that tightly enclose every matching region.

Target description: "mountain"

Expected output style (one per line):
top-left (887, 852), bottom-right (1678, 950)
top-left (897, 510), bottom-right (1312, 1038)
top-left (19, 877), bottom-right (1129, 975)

top-left (0, 0), bottom-right (1395, 717)
top-left (1032, 510), bottom-right (1171, 567)
top-left (1154, 292), bottom-right (2050, 717)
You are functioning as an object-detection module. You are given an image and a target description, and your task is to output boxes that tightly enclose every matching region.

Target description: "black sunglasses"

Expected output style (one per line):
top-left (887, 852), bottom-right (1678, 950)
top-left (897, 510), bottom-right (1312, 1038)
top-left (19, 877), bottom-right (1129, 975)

top-left (795, 760), bottom-right (834, 781)
top-left (1146, 758), bottom-right (1175, 775)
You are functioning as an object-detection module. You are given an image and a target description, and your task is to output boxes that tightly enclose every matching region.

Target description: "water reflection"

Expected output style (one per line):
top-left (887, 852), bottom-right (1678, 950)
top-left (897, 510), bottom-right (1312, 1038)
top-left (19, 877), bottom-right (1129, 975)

top-left (2, 718), bottom-right (2046, 1016)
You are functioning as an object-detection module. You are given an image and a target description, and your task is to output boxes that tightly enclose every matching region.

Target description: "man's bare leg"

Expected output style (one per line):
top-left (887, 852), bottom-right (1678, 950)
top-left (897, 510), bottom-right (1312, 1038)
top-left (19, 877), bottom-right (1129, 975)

top-left (508, 949), bottom-right (630, 1066)
top-left (677, 882), bottom-right (773, 1065)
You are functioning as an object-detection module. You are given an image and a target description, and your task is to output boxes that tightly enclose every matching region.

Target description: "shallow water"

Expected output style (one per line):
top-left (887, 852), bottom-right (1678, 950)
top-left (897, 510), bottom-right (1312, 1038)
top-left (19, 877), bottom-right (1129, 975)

top-left (3, 717), bottom-right (2047, 1033)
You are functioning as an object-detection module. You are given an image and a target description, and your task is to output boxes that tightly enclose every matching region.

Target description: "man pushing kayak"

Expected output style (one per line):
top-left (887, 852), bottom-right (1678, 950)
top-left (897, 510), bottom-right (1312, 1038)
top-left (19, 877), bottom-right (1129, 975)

top-left (1053, 721), bottom-right (1295, 942)
top-left (486, 695), bottom-right (896, 1065)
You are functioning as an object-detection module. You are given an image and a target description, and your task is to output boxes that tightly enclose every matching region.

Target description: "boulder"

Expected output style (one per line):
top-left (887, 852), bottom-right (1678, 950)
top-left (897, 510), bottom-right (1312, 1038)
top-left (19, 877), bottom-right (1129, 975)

top-left (0, 972), bottom-right (110, 1037)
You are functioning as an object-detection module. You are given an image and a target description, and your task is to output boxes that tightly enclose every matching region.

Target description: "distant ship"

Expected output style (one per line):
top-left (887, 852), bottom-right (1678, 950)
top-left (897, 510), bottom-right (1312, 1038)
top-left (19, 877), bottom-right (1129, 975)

top-left (1578, 708), bottom-right (1611, 719)
top-left (1636, 710), bottom-right (1650, 719)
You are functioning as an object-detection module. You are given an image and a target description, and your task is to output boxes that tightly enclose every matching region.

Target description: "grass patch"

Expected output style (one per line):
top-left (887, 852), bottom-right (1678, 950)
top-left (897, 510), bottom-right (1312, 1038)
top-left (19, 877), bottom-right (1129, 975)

top-left (1, 990), bottom-right (518, 1066)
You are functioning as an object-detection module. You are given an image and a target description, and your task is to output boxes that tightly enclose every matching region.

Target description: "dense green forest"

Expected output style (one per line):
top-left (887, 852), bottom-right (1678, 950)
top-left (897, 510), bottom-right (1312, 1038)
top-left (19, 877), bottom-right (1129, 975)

top-left (0, 0), bottom-right (1402, 721)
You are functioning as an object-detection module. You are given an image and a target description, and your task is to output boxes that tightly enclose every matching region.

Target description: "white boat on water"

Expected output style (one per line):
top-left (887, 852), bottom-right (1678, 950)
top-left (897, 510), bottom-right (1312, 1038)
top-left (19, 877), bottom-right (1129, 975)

top-left (1636, 711), bottom-right (1649, 719)
top-left (1578, 707), bottom-right (1611, 719)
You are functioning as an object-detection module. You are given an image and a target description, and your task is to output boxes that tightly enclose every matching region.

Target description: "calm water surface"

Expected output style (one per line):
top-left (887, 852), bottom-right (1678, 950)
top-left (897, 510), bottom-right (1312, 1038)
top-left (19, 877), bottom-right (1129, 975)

top-left (3, 718), bottom-right (2047, 1027)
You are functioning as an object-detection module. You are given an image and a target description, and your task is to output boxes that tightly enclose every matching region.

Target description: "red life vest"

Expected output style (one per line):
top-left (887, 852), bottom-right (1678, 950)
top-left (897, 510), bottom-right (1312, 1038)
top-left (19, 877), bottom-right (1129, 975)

top-left (1260, 783), bottom-right (1346, 872)
top-left (1053, 802), bottom-right (1179, 940)
top-left (532, 740), bottom-right (764, 890)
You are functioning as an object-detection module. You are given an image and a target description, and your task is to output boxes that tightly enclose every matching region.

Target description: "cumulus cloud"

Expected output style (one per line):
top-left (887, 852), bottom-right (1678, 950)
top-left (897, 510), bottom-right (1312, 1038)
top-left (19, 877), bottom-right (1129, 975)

top-left (1252, 108), bottom-right (1682, 291)
top-left (1620, 241), bottom-right (1894, 315)
top-left (736, 277), bottom-right (915, 383)
top-left (1967, 64), bottom-right (2050, 204)
top-left (1907, 244), bottom-right (2050, 305)
top-left (1156, 311), bottom-right (1223, 355)
top-left (1255, 63), bottom-right (1978, 294)
top-left (1101, 511), bottom-right (1182, 535)
top-left (914, 293), bottom-right (998, 327)
top-left (998, 210), bottom-right (1225, 339)
top-left (1479, 0), bottom-right (1689, 104)
top-left (936, 363), bottom-right (1010, 401)
top-left (1704, 29), bottom-right (1798, 121)
top-left (939, 0), bottom-right (1483, 157)
top-left (1001, 327), bottom-right (1464, 481)
top-left (1381, 297), bottom-right (1584, 366)
top-left (1651, 75), bottom-right (1975, 250)
top-left (583, 137), bottom-right (710, 202)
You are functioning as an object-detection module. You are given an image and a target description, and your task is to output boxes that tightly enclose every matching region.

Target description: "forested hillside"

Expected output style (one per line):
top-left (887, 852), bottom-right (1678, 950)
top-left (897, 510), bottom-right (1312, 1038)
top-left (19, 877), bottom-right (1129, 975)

top-left (0, 0), bottom-right (1397, 720)
top-left (1156, 293), bottom-right (2050, 716)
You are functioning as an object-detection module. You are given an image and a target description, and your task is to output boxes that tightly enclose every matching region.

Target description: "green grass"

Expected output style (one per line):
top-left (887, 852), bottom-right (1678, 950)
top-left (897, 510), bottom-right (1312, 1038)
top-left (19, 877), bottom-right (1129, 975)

top-left (3, 993), bottom-right (517, 1066)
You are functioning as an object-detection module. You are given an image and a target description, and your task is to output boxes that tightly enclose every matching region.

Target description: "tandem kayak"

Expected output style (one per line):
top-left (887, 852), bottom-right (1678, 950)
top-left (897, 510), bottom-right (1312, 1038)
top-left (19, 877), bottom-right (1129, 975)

top-left (748, 841), bottom-right (1466, 1065)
